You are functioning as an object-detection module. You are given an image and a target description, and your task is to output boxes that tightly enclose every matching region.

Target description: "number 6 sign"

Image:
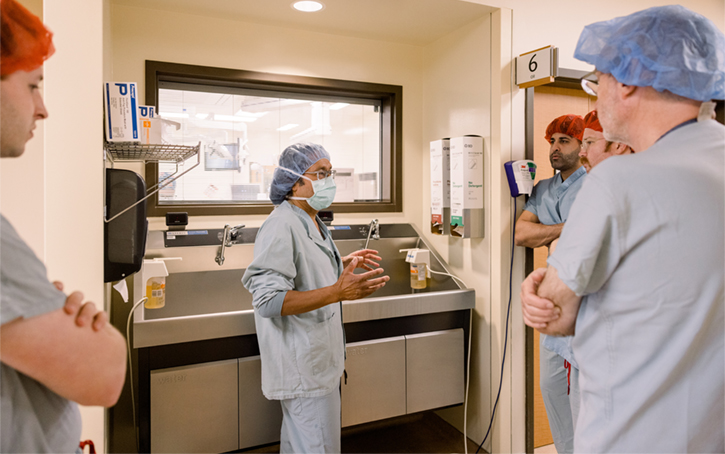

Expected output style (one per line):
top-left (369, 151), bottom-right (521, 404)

top-left (516, 46), bottom-right (558, 89)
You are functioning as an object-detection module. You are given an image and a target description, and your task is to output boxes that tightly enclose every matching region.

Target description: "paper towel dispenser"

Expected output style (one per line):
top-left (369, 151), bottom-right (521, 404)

top-left (104, 168), bottom-right (148, 283)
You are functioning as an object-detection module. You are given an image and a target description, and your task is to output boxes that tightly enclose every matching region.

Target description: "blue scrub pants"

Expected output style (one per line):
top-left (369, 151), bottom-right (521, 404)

top-left (279, 383), bottom-right (341, 454)
top-left (540, 340), bottom-right (580, 454)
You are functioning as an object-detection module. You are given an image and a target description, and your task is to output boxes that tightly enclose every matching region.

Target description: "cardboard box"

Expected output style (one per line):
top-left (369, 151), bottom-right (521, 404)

top-left (430, 139), bottom-right (450, 235)
top-left (104, 82), bottom-right (140, 143)
top-left (138, 105), bottom-right (155, 144)
top-left (140, 117), bottom-right (180, 145)
top-left (449, 135), bottom-right (484, 238)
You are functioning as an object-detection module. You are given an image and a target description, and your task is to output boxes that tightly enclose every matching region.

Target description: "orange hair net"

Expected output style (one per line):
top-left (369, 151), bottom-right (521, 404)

top-left (1, 0), bottom-right (54, 76)
top-left (583, 110), bottom-right (603, 133)
top-left (545, 114), bottom-right (584, 142)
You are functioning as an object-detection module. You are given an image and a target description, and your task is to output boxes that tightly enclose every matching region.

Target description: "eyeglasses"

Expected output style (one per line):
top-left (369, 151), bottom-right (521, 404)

top-left (581, 137), bottom-right (604, 149)
top-left (581, 70), bottom-right (599, 97)
top-left (304, 169), bottom-right (336, 180)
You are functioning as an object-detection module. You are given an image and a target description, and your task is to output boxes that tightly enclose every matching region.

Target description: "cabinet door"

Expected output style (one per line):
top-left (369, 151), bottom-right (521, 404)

top-left (406, 329), bottom-right (464, 414)
top-left (342, 336), bottom-right (406, 427)
top-left (150, 359), bottom-right (238, 453)
top-left (238, 356), bottom-right (284, 449)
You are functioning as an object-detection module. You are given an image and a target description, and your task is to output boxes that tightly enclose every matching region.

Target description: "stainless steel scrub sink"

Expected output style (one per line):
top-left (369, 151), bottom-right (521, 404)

top-left (132, 224), bottom-right (474, 348)
top-left (143, 269), bottom-right (252, 320)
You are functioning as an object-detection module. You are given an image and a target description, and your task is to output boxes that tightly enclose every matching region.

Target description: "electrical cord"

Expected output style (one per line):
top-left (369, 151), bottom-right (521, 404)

top-left (429, 269), bottom-right (468, 289)
top-left (126, 296), bottom-right (148, 453)
top-left (464, 308), bottom-right (473, 454)
top-left (475, 197), bottom-right (517, 454)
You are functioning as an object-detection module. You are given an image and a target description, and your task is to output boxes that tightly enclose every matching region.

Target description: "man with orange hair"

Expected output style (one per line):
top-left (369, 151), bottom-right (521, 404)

top-left (514, 114), bottom-right (585, 454)
top-left (579, 110), bottom-right (632, 172)
top-left (0, 0), bottom-right (126, 451)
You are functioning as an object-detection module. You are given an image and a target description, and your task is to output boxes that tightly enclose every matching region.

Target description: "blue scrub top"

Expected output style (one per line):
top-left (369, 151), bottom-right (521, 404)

top-left (524, 165), bottom-right (586, 367)
top-left (548, 119), bottom-right (724, 452)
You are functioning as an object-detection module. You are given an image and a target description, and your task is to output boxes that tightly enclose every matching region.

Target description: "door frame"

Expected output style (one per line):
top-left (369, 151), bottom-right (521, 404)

top-left (523, 68), bottom-right (589, 454)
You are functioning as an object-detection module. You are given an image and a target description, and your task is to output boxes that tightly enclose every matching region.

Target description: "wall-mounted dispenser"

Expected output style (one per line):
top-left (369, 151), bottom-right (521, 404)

top-left (104, 168), bottom-right (148, 283)
top-left (131, 258), bottom-right (182, 310)
top-left (449, 135), bottom-right (484, 238)
top-left (400, 248), bottom-right (431, 289)
top-left (430, 139), bottom-right (450, 235)
top-left (504, 160), bottom-right (537, 197)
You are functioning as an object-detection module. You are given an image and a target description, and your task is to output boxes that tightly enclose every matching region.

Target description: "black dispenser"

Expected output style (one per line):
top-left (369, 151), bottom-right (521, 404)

top-left (104, 168), bottom-right (148, 282)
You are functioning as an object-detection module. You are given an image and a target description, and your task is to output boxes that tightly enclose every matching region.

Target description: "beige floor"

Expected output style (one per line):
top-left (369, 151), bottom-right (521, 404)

top-left (535, 443), bottom-right (558, 454)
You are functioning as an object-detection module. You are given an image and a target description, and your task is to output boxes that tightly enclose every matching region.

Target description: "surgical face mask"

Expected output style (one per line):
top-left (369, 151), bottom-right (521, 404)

top-left (286, 171), bottom-right (337, 211)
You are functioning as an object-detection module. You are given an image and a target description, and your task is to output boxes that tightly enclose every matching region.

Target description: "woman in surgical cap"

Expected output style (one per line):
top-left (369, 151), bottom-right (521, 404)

top-left (242, 143), bottom-right (389, 453)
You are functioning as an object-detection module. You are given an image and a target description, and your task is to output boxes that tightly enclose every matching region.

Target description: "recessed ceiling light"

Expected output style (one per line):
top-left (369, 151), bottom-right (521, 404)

top-left (292, 1), bottom-right (324, 12)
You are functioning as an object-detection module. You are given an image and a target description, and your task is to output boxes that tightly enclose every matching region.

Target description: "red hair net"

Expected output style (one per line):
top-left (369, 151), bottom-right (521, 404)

top-left (1, 0), bottom-right (54, 76)
top-left (545, 114), bottom-right (584, 142)
top-left (583, 110), bottom-right (603, 133)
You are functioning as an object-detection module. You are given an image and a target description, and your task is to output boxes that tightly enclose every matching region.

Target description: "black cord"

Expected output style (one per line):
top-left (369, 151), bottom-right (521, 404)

top-left (475, 197), bottom-right (517, 454)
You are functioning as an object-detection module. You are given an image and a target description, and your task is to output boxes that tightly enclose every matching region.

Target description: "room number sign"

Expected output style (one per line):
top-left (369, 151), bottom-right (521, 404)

top-left (516, 46), bottom-right (558, 89)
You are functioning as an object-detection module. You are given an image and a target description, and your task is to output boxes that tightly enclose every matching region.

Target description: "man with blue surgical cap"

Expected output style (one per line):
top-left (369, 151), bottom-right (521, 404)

top-left (243, 143), bottom-right (389, 453)
top-left (521, 5), bottom-right (724, 453)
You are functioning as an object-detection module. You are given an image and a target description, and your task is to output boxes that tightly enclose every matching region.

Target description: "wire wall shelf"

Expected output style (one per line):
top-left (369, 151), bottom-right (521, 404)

top-left (104, 142), bottom-right (201, 223)
top-left (104, 142), bottom-right (200, 163)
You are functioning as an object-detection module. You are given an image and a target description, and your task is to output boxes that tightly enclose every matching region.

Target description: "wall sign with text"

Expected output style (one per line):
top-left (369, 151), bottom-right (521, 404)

top-left (515, 46), bottom-right (558, 89)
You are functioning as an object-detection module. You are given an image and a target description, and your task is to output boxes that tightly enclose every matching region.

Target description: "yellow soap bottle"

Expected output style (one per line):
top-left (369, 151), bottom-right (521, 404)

top-left (410, 262), bottom-right (428, 289)
top-left (145, 276), bottom-right (166, 309)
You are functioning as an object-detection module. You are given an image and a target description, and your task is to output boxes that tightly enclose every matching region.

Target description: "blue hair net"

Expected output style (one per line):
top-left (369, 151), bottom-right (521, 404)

top-left (269, 143), bottom-right (330, 205)
top-left (574, 5), bottom-right (725, 101)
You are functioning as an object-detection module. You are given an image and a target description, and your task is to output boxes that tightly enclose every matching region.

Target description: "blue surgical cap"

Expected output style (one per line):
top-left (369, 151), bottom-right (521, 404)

top-left (269, 143), bottom-right (331, 205)
top-left (574, 5), bottom-right (725, 101)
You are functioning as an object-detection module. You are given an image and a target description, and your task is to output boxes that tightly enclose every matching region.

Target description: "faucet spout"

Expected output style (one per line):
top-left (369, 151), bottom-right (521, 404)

top-left (364, 219), bottom-right (379, 250)
top-left (215, 224), bottom-right (245, 266)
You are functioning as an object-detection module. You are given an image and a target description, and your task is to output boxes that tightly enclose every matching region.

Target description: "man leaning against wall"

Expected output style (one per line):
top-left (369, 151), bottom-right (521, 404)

top-left (514, 114), bottom-right (586, 454)
top-left (0, 0), bottom-right (127, 452)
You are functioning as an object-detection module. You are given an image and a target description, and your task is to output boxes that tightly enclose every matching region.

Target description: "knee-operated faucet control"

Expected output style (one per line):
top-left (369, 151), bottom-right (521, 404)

top-left (215, 224), bottom-right (245, 266)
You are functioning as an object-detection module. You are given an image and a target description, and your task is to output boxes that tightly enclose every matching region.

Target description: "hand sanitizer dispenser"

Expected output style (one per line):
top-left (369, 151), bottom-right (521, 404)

top-left (504, 160), bottom-right (537, 197)
top-left (400, 248), bottom-right (431, 289)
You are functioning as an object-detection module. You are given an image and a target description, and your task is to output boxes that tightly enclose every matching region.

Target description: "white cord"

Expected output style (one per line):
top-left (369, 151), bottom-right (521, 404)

top-left (126, 296), bottom-right (148, 452)
top-left (463, 308), bottom-right (473, 454)
top-left (429, 269), bottom-right (468, 289)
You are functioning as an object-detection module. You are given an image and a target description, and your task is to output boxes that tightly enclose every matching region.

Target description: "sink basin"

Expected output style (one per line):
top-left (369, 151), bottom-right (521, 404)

top-left (132, 224), bottom-right (474, 348)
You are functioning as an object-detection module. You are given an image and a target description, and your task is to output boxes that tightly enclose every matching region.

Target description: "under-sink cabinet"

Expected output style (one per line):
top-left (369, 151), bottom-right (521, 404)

top-left (147, 329), bottom-right (465, 453)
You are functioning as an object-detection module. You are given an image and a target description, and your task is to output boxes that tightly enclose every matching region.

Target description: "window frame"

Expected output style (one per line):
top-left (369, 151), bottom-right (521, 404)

top-left (144, 60), bottom-right (403, 216)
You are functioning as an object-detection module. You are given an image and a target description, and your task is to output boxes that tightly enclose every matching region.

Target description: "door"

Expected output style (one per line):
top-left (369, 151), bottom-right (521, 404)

top-left (531, 85), bottom-right (594, 449)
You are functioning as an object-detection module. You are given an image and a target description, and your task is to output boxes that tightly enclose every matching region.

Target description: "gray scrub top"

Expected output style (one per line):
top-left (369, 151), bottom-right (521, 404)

top-left (524, 165), bottom-right (586, 367)
top-left (242, 202), bottom-right (345, 400)
top-left (0, 215), bottom-right (82, 453)
top-left (549, 120), bottom-right (725, 453)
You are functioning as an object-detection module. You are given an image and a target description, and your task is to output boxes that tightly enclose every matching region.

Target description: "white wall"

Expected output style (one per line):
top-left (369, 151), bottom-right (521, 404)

top-left (110, 3), bottom-right (427, 231)
top-left (468, 0), bottom-right (725, 71)
top-left (43, 0), bottom-right (107, 450)
top-left (419, 13), bottom-right (493, 445)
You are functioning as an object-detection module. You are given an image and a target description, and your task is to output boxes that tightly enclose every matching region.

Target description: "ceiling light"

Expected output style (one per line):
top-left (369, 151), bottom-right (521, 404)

top-left (277, 123), bottom-right (299, 131)
top-left (329, 103), bottom-right (349, 111)
top-left (292, 1), bottom-right (324, 12)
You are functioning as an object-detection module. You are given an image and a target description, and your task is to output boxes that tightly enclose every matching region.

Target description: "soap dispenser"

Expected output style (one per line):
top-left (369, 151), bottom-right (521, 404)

top-left (141, 259), bottom-right (169, 309)
top-left (400, 248), bottom-right (431, 290)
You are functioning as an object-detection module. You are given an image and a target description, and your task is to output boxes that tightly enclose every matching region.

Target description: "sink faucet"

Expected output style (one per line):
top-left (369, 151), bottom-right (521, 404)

top-left (364, 219), bottom-right (380, 250)
top-left (215, 224), bottom-right (245, 266)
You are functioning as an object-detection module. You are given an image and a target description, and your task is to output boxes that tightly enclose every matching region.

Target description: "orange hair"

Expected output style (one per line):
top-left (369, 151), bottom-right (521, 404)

top-left (545, 114), bottom-right (584, 142)
top-left (583, 110), bottom-right (603, 133)
top-left (1, 0), bottom-right (54, 76)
